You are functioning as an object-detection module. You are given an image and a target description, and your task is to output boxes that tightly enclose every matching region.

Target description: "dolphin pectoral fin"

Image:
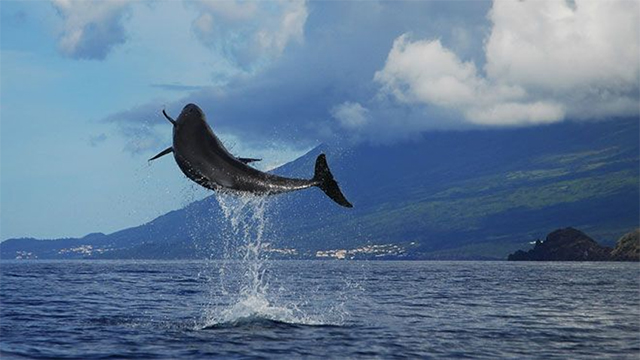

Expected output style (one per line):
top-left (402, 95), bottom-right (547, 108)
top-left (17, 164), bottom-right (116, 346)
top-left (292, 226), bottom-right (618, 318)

top-left (238, 157), bottom-right (262, 164)
top-left (148, 147), bottom-right (173, 162)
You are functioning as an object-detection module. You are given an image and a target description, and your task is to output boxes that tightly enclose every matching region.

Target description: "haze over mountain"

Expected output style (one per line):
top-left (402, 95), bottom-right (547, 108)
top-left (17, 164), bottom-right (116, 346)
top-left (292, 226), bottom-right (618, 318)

top-left (2, 117), bottom-right (637, 260)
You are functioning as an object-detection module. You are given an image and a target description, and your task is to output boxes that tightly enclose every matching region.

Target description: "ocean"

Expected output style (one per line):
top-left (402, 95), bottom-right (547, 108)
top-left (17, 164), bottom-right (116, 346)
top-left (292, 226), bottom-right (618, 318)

top-left (2, 195), bottom-right (639, 359)
top-left (1, 260), bottom-right (638, 359)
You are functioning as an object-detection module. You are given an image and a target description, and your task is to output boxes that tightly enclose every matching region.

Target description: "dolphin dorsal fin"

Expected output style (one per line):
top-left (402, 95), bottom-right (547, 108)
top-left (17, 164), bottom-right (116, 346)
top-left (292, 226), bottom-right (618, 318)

top-left (148, 147), bottom-right (173, 162)
top-left (238, 157), bottom-right (261, 164)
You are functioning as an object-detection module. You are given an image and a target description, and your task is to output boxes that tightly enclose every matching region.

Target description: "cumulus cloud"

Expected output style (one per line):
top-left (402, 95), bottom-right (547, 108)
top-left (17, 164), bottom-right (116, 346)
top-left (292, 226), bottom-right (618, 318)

top-left (486, 0), bottom-right (639, 93)
top-left (374, 35), bottom-right (563, 125)
top-left (51, 0), bottom-right (132, 60)
top-left (375, 36), bottom-right (480, 107)
top-left (485, 0), bottom-right (639, 119)
top-left (375, 0), bottom-right (639, 127)
top-left (331, 102), bottom-right (369, 129)
top-left (189, 0), bottom-right (308, 70)
top-left (49, 0), bottom-right (307, 70)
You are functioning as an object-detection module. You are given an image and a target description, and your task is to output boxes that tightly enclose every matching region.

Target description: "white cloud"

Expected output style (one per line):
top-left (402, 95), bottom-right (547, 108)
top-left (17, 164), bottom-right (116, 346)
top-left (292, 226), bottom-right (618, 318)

top-left (486, 0), bottom-right (639, 92)
top-left (51, 0), bottom-right (132, 60)
top-left (189, 0), bottom-right (308, 69)
top-left (331, 102), bottom-right (369, 129)
top-left (374, 35), bottom-right (560, 125)
top-left (465, 102), bottom-right (565, 126)
top-left (50, 0), bottom-right (308, 68)
top-left (375, 0), bottom-right (639, 127)
top-left (375, 36), bottom-right (480, 107)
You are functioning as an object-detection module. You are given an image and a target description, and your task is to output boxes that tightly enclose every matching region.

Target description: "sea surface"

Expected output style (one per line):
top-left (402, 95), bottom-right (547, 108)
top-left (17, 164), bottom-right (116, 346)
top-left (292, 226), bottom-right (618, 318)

top-left (1, 260), bottom-right (639, 359)
top-left (2, 195), bottom-right (640, 359)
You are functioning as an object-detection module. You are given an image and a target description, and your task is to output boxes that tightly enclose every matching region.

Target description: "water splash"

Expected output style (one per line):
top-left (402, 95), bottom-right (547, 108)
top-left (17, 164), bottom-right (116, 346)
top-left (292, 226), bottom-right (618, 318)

top-left (212, 192), bottom-right (271, 314)
top-left (201, 192), bottom-right (334, 328)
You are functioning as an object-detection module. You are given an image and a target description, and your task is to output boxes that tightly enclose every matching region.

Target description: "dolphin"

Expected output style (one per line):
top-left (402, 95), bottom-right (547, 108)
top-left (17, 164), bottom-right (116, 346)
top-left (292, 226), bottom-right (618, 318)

top-left (149, 103), bottom-right (352, 208)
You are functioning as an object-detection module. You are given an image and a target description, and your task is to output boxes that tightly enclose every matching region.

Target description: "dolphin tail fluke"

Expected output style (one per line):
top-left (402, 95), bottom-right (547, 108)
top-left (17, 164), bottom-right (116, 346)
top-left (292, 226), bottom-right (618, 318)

top-left (313, 154), bottom-right (353, 208)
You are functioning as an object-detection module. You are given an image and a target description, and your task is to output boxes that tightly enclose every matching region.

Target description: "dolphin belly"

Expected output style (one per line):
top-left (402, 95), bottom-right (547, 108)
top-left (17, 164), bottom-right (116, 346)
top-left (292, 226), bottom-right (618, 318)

top-left (234, 175), bottom-right (317, 195)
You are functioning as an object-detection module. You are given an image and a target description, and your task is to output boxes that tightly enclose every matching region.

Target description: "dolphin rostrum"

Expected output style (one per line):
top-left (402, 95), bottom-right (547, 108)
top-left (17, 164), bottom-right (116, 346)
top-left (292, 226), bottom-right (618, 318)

top-left (149, 103), bottom-right (353, 207)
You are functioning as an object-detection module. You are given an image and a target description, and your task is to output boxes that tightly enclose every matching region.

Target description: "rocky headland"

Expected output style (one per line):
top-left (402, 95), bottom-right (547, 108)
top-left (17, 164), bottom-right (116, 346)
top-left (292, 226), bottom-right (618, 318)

top-left (508, 228), bottom-right (639, 261)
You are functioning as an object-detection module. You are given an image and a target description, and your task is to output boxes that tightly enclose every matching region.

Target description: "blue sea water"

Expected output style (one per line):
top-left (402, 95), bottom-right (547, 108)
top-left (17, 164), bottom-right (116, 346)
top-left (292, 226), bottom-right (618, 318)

top-left (2, 195), bottom-right (639, 359)
top-left (1, 260), bottom-right (639, 359)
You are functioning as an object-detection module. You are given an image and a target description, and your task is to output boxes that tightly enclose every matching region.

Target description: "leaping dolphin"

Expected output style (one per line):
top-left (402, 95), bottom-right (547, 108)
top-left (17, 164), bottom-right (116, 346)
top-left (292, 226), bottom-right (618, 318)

top-left (149, 103), bottom-right (353, 208)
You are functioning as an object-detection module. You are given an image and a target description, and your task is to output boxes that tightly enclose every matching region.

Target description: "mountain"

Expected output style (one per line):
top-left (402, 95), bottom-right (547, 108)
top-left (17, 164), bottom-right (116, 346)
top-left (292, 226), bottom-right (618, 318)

top-left (2, 117), bottom-right (638, 260)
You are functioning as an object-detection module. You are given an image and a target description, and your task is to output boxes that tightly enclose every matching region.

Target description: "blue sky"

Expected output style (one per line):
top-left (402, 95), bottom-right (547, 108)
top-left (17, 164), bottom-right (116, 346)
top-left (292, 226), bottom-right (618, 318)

top-left (1, 0), bottom-right (638, 240)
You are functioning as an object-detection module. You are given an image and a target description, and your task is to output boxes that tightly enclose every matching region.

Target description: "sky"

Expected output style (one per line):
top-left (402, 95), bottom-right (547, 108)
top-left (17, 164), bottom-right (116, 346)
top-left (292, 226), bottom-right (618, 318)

top-left (1, 0), bottom-right (638, 241)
